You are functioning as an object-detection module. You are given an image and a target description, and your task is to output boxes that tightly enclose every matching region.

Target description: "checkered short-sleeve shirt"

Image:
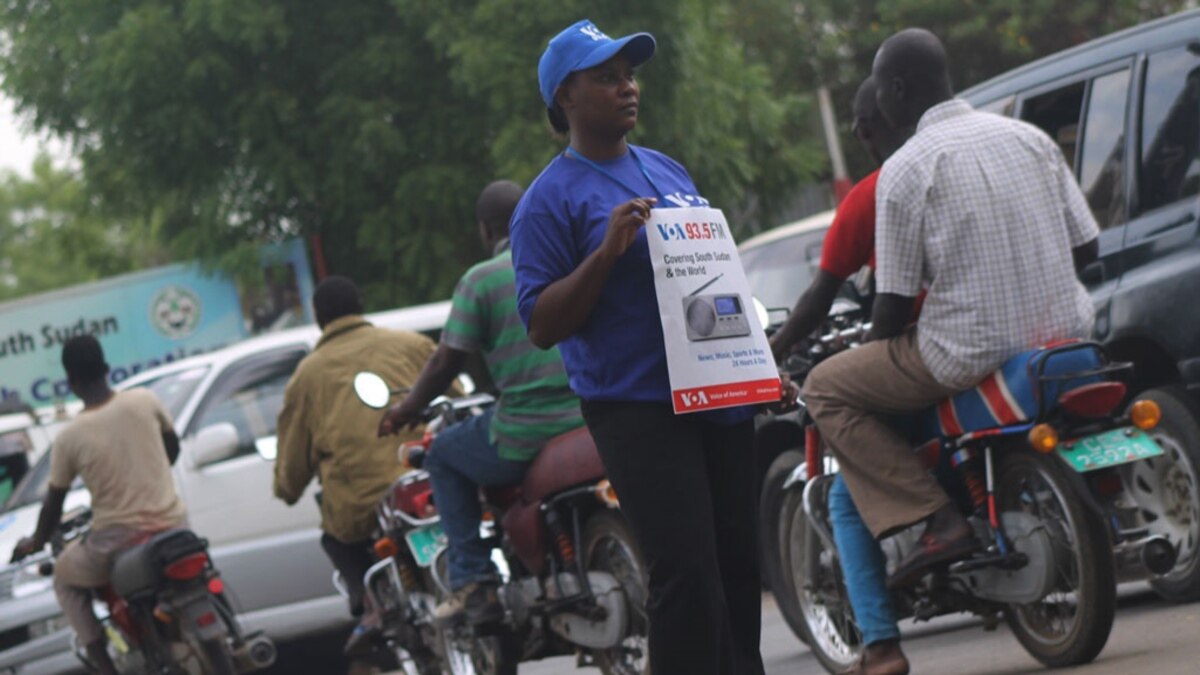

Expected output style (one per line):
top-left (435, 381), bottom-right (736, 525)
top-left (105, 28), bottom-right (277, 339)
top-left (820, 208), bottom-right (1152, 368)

top-left (876, 99), bottom-right (1099, 389)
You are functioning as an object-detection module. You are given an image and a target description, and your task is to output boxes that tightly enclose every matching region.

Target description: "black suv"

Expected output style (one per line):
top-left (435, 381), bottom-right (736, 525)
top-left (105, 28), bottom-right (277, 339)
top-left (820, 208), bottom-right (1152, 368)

top-left (959, 10), bottom-right (1200, 599)
top-left (746, 10), bottom-right (1200, 614)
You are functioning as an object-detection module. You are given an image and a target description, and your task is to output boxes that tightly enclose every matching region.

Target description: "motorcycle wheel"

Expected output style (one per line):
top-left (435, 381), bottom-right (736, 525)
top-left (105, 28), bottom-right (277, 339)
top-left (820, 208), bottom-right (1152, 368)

top-left (758, 450), bottom-right (809, 645)
top-left (429, 563), bottom-right (519, 675)
top-left (436, 628), bottom-right (518, 675)
top-left (778, 478), bottom-right (861, 674)
top-left (371, 563), bottom-right (440, 675)
top-left (581, 510), bottom-right (651, 675)
top-left (998, 450), bottom-right (1115, 667)
top-left (1123, 387), bottom-right (1200, 602)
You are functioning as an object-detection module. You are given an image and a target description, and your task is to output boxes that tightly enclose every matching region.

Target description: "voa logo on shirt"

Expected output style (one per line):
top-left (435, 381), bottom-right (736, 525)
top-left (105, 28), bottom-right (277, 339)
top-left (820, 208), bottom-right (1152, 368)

top-left (663, 192), bottom-right (709, 208)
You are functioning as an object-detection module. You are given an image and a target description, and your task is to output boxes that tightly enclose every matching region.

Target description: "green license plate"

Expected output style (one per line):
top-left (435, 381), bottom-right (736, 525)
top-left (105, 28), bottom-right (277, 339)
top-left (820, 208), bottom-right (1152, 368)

top-left (404, 523), bottom-right (447, 568)
top-left (1057, 427), bottom-right (1164, 473)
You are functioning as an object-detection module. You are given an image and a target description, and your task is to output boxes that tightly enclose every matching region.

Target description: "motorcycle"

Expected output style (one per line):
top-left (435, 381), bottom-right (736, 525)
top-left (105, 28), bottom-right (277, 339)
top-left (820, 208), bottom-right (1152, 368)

top-left (770, 313), bottom-right (1176, 672)
top-left (348, 372), bottom-right (649, 675)
top-left (24, 508), bottom-right (275, 674)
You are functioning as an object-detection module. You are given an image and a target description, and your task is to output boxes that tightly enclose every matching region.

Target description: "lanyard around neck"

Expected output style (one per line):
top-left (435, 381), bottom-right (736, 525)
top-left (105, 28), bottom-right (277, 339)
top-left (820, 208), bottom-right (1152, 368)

top-left (565, 146), bottom-right (667, 202)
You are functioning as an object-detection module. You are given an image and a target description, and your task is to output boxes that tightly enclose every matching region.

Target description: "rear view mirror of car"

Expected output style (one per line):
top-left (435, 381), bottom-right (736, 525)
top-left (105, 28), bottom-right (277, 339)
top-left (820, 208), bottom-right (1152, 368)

top-left (189, 422), bottom-right (241, 468)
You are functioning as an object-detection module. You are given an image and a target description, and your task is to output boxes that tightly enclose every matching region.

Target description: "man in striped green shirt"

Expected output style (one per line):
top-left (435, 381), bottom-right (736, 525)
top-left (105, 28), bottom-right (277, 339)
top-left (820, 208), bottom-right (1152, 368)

top-left (379, 180), bottom-right (583, 623)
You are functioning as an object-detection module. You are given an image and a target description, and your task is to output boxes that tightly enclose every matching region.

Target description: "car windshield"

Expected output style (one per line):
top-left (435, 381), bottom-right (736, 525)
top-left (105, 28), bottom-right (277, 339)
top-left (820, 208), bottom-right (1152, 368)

top-left (124, 365), bottom-right (210, 420)
top-left (1, 366), bottom-right (209, 513)
top-left (740, 229), bottom-right (828, 311)
top-left (1, 448), bottom-right (66, 512)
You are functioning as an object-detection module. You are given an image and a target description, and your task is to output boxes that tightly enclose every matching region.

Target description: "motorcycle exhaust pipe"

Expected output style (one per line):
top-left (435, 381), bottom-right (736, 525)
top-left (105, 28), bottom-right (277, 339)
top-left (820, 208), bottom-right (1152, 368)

top-left (1141, 536), bottom-right (1177, 577)
top-left (234, 634), bottom-right (277, 671)
top-left (1113, 534), bottom-right (1178, 580)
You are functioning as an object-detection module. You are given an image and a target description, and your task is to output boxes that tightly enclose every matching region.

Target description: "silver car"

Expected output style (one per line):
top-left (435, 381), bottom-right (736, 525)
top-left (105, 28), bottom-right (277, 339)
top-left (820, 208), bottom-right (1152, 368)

top-left (0, 302), bottom-right (450, 674)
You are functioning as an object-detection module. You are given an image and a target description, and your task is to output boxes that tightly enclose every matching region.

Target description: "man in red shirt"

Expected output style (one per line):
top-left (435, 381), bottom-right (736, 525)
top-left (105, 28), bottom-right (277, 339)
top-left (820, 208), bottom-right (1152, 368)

top-left (770, 77), bottom-right (915, 361)
top-left (770, 77), bottom-right (916, 675)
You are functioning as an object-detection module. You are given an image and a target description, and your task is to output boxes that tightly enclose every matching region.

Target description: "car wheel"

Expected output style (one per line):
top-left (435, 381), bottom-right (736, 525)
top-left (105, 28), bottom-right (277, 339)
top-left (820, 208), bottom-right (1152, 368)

top-left (1122, 387), bottom-right (1200, 601)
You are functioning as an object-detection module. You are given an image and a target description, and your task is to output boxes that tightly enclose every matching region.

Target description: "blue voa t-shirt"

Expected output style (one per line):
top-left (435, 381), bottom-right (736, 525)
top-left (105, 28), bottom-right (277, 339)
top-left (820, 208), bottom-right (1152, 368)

top-left (511, 144), bottom-right (753, 424)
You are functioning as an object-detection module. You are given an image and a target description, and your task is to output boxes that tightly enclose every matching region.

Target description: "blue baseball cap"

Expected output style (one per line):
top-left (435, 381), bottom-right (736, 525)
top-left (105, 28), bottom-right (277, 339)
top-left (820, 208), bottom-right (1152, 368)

top-left (537, 20), bottom-right (656, 108)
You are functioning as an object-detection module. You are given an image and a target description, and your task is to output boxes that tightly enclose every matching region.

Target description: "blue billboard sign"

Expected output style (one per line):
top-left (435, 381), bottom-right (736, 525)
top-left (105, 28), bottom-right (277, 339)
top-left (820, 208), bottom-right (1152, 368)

top-left (0, 240), bottom-right (315, 405)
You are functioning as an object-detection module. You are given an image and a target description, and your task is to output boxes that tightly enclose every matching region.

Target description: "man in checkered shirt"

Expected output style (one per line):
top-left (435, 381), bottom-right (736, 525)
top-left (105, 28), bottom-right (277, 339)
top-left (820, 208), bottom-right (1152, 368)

top-left (802, 28), bottom-right (1100, 597)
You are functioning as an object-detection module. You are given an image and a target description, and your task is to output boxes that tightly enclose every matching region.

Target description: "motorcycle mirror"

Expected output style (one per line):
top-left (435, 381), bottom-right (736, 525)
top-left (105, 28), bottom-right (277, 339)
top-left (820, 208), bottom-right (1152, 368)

top-left (353, 371), bottom-right (392, 409)
top-left (752, 296), bottom-right (771, 331)
top-left (829, 297), bottom-right (862, 317)
top-left (255, 436), bottom-right (278, 462)
top-left (456, 373), bottom-right (476, 395)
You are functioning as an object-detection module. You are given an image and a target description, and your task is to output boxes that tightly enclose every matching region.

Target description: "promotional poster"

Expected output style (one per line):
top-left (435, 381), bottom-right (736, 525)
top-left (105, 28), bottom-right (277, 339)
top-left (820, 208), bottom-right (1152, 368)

top-left (646, 207), bottom-right (780, 414)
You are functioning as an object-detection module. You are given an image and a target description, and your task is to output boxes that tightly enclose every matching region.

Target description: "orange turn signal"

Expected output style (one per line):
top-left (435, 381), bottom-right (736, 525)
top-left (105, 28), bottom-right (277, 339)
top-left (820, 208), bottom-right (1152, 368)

top-left (1029, 423), bottom-right (1059, 453)
top-left (594, 479), bottom-right (620, 508)
top-left (374, 536), bottom-right (399, 560)
top-left (1130, 400), bottom-right (1162, 430)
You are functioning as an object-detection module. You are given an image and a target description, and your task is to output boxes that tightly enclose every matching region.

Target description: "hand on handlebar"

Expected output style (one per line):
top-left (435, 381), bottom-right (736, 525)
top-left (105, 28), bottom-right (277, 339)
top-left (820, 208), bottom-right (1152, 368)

top-left (378, 398), bottom-right (423, 437)
top-left (10, 536), bottom-right (42, 564)
top-left (763, 372), bottom-right (801, 414)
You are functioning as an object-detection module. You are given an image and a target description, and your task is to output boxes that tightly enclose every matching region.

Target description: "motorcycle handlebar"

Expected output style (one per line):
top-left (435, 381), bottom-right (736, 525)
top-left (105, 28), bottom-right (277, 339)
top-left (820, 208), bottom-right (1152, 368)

top-left (59, 508), bottom-right (93, 533)
top-left (430, 392), bottom-right (496, 414)
top-left (777, 319), bottom-right (873, 381)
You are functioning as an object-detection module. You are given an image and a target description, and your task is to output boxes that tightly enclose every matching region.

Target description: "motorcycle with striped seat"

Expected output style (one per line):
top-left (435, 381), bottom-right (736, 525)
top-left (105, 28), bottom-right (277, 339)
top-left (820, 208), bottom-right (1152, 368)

top-left (772, 318), bottom-right (1175, 673)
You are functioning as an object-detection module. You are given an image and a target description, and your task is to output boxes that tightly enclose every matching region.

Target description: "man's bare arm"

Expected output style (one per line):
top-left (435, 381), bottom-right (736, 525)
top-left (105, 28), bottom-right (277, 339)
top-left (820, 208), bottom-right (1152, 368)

top-left (866, 293), bottom-right (916, 342)
top-left (1072, 238), bottom-right (1099, 274)
top-left (163, 430), bottom-right (180, 466)
top-left (12, 486), bottom-right (69, 561)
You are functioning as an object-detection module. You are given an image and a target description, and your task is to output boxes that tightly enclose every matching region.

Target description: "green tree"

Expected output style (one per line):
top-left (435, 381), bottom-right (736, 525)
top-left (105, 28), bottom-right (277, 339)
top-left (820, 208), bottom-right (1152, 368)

top-left (730, 0), bottom-right (1192, 179)
top-left (0, 154), bottom-right (166, 303)
top-left (0, 0), bottom-right (822, 310)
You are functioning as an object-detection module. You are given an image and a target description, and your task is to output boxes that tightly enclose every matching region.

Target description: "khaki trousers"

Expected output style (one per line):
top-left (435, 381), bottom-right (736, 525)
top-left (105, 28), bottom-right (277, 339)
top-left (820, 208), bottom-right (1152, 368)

top-left (802, 328), bottom-right (959, 538)
top-left (54, 526), bottom-right (151, 645)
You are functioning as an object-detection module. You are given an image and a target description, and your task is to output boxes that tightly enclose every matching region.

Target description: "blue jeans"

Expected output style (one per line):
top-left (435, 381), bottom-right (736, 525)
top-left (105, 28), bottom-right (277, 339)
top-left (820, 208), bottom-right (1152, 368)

top-left (829, 474), bottom-right (899, 645)
top-left (425, 409), bottom-right (532, 591)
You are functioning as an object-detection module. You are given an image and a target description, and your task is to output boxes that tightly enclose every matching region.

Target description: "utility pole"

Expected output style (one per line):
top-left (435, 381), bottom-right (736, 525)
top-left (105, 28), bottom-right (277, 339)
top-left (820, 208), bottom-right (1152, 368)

top-left (817, 85), bottom-right (853, 204)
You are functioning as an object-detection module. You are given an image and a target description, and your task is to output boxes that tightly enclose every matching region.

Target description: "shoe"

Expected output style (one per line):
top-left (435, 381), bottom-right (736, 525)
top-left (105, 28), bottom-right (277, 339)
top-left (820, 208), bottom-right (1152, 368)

top-left (886, 503), bottom-right (980, 589)
top-left (434, 581), bottom-right (504, 627)
top-left (838, 639), bottom-right (910, 675)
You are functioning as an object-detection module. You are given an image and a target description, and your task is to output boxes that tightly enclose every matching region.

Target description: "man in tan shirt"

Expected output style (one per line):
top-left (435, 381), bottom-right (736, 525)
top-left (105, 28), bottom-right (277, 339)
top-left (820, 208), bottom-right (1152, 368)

top-left (274, 275), bottom-right (450, 655)
top-left (12, 335), bottom-right (185, 675)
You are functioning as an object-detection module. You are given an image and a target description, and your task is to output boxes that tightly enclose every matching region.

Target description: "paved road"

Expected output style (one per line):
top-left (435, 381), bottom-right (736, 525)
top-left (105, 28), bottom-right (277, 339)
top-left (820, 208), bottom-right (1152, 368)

top-left (292, 584), bottom-right (1200, 674)
top-left (759, 585), bottom-right (1200, 675)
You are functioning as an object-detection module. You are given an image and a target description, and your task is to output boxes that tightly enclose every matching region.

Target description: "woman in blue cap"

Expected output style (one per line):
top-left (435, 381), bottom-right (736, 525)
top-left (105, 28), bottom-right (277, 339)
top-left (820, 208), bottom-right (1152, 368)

top-left (510, 19), bottom-right (766, 675)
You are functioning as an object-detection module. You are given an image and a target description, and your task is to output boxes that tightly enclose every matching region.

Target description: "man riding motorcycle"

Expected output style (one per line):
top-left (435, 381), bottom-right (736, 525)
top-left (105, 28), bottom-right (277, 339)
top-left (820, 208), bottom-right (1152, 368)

top-left (770, 75), bottom-right (915, 675)
top-left (12, 335), bottom-right (187, 675)
top-left (378, 180), bottom-right (584, 625)
top-left (274, 276), bottom-right (444, 655)
top-left (800, 29), bottom-right (1101, 674)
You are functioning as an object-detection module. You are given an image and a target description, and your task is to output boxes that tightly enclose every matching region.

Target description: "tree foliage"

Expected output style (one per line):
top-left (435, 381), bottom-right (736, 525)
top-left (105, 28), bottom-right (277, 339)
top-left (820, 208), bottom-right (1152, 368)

top-left (0, 154), bottom-right (166, 303)
top-left (1, 1), bottom-right (1192, 308)
top-left (730, 0), bottom-right (1193, 178)
top-left (0, 0), bottom-right (821, 309)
